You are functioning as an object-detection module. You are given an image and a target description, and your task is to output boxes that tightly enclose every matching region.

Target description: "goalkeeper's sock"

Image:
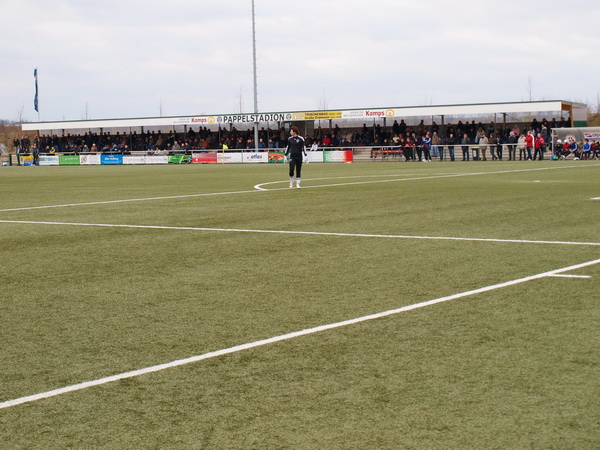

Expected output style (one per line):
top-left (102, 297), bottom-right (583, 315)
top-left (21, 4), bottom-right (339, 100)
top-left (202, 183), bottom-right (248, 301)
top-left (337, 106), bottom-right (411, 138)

top-left (296, 178), bottom-right (301, 189)
top-left (289, 177), bottom-right (294, 188)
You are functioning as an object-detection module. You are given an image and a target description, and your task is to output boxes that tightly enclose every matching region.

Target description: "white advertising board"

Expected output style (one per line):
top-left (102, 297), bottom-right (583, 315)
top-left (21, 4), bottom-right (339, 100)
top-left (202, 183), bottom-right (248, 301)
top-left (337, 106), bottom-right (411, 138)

top-left (80, 154), bottom-right (101, 165)
top-left (217, 152), bottom-right (243, 164)
top-left (242, 152), bottom-right (269, 163)
top-left (123, 155), bottom-right (146, 165)
top-left (145, 155), bottom-right (169, 164)
top-left (39, 155), bottom-right (59, 166)
top-left (305, 152), bottom-right (323, 163)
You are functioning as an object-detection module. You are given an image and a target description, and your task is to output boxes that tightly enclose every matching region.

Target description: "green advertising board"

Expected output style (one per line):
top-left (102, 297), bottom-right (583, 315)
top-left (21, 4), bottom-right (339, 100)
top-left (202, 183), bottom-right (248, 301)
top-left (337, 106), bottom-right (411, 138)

top-left (59, 155), bottom-right (81, 165)
top-left (168, 155), bottom-right (191, 164)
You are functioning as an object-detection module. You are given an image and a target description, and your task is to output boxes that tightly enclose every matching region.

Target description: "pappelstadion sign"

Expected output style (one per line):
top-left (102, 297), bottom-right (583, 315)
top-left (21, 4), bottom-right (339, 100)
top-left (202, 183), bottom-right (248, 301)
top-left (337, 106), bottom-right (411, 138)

top-left (171, 109), bottom-right (398, 126)
top-left (174, 113), bottom-right (292, 125)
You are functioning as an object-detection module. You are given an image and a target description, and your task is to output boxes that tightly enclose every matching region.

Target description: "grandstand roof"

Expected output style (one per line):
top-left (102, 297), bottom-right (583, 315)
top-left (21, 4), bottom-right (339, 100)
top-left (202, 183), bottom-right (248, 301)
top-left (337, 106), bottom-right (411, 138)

top-left (22, 100), bottom-right (586, 132)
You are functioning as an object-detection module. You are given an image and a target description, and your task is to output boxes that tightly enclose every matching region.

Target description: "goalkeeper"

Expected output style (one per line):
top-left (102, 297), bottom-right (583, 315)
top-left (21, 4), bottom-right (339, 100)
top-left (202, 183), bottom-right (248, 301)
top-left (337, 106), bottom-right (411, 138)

top-left (285, 126), bottom-right (308, 189)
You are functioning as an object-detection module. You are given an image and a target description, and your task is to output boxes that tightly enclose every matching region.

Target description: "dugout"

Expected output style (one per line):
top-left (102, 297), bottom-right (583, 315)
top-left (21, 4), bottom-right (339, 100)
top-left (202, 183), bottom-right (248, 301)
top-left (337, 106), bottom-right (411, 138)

top-left (551, 127), bottom-right (600, 143)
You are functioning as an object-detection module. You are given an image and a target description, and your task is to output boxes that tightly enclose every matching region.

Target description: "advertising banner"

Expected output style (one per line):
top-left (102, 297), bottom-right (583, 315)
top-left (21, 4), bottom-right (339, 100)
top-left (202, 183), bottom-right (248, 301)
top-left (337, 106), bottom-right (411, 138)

top-left (341, 109), bottom-right (396, 120)
top-left (123, 155), bottom-right (146, 165)
top-left (101, 154), bottom-right (123, 165)
top-left (242, 152), bottom-right (268, 163)
top-left (292, 111), bottom-right (343, 120)
top-left (323, 150), bottom-right (353, 163)
top-left (39, 155), bottom-right (59, 166)
top-left (584, 132), bottom-right (600, 141)
top-left (168, 155), bottom-right (191, 164)
top-left (192, 152), bottom-right (217, 164)
top-left (217, 152), bottom-right (243, 164)
top-left (80, 154), bottom-right (101, 165)
top-left (268, 151), bottom-right (286, 163)
top-left (145, 155), bottom-right (169, 165)
top-left (59, 155), bottom-right (80, 165)
top-left (306, 151), bottom-right (323, 163)
top-left (19, 155), bottom-right (34, 166)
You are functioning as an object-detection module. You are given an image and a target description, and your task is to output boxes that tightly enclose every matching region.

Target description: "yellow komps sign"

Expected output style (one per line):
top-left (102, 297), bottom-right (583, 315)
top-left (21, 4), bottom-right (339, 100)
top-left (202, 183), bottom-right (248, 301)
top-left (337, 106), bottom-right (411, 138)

top-left (292, 111), bottom-right (343, 120)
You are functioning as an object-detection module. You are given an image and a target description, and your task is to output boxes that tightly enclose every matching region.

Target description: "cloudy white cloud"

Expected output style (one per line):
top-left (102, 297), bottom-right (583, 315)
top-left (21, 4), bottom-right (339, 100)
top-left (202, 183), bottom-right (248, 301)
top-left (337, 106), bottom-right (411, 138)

top-left (2, 0), bottom-right (599, 122)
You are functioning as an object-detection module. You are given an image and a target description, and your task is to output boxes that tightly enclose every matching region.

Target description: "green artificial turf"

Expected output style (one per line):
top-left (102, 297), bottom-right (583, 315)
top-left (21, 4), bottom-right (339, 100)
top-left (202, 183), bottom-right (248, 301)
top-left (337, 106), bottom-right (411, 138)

top-left (1, 161), bottom-right (599, 448)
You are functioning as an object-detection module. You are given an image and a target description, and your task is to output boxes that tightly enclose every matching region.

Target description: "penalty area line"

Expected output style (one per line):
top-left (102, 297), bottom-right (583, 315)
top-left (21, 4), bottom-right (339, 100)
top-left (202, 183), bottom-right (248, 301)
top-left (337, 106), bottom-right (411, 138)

top-left (1, 256), bottom-right (599, 410)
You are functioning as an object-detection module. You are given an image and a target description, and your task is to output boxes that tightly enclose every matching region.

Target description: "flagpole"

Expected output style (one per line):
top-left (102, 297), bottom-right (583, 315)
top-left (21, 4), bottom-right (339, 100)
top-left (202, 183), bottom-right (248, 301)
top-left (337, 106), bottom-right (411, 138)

top-left (251, 0), bottom-right (259, 152)
top-left (34, 67), bottom-right (40, 121)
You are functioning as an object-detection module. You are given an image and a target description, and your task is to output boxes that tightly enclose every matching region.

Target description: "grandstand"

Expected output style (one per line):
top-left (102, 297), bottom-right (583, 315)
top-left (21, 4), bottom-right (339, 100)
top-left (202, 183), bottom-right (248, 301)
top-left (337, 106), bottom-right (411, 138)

top-left (7, 100), bottom-right (588, 166)
top-left (21, 99), bottom-right (585, 142)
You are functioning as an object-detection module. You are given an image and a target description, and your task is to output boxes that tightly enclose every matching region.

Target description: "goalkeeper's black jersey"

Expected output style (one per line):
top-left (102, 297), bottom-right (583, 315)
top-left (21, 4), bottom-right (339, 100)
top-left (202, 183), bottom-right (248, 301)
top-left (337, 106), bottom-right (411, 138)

top-left (286, 136), bottom-right (306, 157)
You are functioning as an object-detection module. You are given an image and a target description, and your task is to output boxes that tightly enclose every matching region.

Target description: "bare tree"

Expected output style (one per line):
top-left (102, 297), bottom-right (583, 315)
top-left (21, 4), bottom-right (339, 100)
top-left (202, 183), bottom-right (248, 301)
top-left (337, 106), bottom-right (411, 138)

top-left (234, 87), bottom-right (245, 114)
top-left (82, 102), bottom-right (90, 120)
top-left (316, 89), bottom-right (330, 111)
top-left (16, 104), bottom-right (26, 124)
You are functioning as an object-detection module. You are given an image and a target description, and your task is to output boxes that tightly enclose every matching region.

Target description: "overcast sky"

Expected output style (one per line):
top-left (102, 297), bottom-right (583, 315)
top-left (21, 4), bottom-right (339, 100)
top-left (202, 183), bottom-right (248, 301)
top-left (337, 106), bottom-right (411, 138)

top-left (2, 0), bottom-right (599, 122)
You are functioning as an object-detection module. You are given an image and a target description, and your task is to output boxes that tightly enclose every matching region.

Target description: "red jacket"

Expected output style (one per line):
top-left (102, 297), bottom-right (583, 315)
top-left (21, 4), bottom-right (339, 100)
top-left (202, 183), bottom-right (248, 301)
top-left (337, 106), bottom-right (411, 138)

top-left (525, 134), bottom-right (534, 148)
top-left (535, 137), bottom-right (544, 149)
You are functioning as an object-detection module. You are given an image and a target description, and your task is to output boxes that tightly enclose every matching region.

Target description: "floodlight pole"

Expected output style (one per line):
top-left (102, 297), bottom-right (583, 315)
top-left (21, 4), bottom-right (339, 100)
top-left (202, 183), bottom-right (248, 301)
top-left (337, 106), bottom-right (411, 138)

top-left (251, 0), bottom-right (259, 151)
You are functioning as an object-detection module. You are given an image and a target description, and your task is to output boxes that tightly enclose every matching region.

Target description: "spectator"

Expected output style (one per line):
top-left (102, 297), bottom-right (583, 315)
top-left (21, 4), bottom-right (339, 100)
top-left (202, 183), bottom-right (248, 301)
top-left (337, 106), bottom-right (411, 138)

top-left (32, 144), bottom-right (40, 165)
top-left (461, 133), bottom-right (470, 161)
top-left (525, 131), bottom-right (534, 160)
top-left (534, 134), bottom-right (545, 160)
top-left (560, 139), bottom-right (570, 159)
top-left (445, 133), bottom-right (456, 161)
top-left (582, 139), bottom-right (591, 160)
top-left (494, 133), bottom-right (503, 160)
top-left (476, 126), bottom-right (486, 143)
top-left (479, 134), bottom-right (489, 161)
top-left (404, 135), bottom-right (414, 161)
top-left (398, 119), bottom-right (407, 136)
top-left (517, 134), bottom-right (526, 160)
top-left (432, 132), bottom-right (441, 160)
top-left (508, 131), bottom-right (518, 161)
top-left (421, 132), bottom-right (432, 162)
top-left (570, 139), bottom-right (580, 159)
top-left (540, 124), bottom-right (549, 150)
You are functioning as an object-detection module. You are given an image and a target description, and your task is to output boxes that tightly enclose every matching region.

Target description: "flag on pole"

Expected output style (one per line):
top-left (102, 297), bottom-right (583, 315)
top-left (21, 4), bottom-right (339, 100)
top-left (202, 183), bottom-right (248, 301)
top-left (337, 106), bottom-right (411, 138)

top-left (34, 68), bottom-right (39, 112)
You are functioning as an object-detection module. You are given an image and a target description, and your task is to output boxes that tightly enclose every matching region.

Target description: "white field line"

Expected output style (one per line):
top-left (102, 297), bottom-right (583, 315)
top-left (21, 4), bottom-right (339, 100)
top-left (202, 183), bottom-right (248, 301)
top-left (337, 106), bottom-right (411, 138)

top-left (1, 219), bottom-right (600, 247)
top-left (0, 189), bottom-right (261, 213)
top-left (0, 163), bottom-right (595, 213)
top-left (254, 163), bottom-right (600, 190)
top-left (547, 274), bottom-right (592, 279)
top-left (1, 256), bottom-right (598, 410)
